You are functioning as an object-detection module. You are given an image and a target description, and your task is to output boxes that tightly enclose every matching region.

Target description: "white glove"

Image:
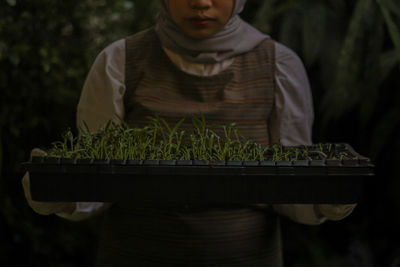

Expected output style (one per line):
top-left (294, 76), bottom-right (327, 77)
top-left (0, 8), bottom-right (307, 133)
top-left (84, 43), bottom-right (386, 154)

top-left (22, 148), bottom-right (76, 216)
top-left (314, 204), bottom-right (357, 221)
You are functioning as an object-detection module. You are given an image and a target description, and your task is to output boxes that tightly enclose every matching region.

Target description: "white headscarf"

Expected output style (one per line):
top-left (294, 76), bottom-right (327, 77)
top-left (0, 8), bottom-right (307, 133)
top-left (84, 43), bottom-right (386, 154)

top-left (155, 0), bottom-right (269, 63)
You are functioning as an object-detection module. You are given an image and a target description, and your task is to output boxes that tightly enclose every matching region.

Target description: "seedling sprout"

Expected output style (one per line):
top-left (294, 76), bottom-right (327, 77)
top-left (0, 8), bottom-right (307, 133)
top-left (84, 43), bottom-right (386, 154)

top-left (41, 117), bottom-right (358, 162)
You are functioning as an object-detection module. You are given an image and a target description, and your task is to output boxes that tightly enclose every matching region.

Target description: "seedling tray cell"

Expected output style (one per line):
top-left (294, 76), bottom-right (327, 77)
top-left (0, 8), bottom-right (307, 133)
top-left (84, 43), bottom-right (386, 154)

top-left (21, 144), bottom-right (374, 204)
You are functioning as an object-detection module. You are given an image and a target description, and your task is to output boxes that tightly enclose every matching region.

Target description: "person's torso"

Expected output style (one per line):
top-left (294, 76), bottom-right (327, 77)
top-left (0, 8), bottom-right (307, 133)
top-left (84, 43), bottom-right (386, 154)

top-left (96, 28), bottom-right (282, 267)
top-left (123, 28), bottom-right (276, 146)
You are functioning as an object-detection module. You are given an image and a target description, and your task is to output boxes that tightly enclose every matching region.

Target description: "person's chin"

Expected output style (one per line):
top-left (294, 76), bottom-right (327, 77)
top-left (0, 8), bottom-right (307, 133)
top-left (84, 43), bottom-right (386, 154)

top-left (185, 29), bottom-right (218, 39)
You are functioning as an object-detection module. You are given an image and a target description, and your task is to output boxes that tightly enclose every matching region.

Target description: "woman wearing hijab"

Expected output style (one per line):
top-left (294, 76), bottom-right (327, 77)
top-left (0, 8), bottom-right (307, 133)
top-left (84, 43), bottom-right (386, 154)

top-left (23, 0), bottom-right (356, 265)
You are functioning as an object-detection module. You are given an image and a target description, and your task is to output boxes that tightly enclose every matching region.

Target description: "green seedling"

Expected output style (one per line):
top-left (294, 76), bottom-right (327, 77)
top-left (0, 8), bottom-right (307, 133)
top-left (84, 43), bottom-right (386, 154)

top-left (44, 117), bottom-right (357, 162)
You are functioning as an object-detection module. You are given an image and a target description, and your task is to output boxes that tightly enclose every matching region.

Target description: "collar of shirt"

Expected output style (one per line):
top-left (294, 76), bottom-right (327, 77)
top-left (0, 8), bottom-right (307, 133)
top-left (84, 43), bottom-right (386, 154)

top-left (162, 46), bottom-right (235, 77)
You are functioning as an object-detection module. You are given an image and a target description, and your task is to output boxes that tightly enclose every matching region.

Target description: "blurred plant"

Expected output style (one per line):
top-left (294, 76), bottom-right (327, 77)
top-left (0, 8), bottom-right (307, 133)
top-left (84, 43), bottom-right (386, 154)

top-left (249, 0), bottom-right (400, 159)
top-left (246, 1), bottom-right (400, 265)
top-left (0, 1), bottom-right (159, 266)
top-left (0, 0), bottom-right (159, 171)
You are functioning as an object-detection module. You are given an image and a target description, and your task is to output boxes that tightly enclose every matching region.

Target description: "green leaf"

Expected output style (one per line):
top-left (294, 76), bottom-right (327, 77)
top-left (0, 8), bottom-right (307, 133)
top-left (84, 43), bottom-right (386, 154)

top-left (370, 105), bottom-right (400, 157)
top-left (251, 0), bottom-right (276, 33)
top-left (322, 0), bottom-right (374, 121)
top-left (301, 3), bottom-right (326, 66)
top-left (273, 0), bottom-right (304, 18)
top-left (380, 0), bottom-right (400, 17)
top-left (379, 49), bottom-right (399, 83)
top-left (278, 6), bottom-right (302, 48)
top-left (358, 10), bottom-right (384, 126)
top-left (170, 118), bottom-right (185, 137)
top-left (6, 0), bottom-right (16, 6)
top-left (0, 130), bottom-right (2, 176)
top-left (378, 0), bottom-right (400, 68)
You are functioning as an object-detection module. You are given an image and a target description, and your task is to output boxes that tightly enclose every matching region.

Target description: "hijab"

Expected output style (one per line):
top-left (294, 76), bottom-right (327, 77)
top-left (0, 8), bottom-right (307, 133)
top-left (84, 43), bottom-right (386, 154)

top-left (155, 0), bottom-right (269, 63)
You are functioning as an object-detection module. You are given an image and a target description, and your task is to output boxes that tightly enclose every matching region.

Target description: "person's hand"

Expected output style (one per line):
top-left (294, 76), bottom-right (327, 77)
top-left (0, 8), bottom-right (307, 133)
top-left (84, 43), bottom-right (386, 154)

top-left (22, 148), bottom-right (76, 216)
top-left (314, 204), bottom-right (357, 221)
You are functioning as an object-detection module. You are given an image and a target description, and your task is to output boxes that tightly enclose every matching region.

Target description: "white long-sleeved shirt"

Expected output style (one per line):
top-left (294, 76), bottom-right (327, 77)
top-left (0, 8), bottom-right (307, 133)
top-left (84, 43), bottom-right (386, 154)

top-left (59, 38), bottom-right (327, 224)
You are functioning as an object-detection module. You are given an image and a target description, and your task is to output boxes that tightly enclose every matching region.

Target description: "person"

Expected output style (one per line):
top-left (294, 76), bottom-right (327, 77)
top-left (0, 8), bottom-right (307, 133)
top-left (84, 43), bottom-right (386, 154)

top-left (23, 0), bottom-right (356, 266)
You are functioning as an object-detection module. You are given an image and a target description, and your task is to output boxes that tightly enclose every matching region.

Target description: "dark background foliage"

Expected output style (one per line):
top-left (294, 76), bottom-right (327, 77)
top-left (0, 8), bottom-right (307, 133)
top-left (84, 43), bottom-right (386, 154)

top-left (1, 0), bottom-right (399, 266)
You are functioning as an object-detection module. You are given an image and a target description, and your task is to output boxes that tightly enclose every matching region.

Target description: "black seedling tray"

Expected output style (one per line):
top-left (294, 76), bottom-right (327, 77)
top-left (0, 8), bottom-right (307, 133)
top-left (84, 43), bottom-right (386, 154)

top-left (21, 143), bottom-right (374, 204)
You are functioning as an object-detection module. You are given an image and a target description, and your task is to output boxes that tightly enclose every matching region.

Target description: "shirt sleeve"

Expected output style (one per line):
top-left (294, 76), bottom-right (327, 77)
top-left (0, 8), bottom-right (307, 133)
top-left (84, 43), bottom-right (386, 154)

top-left (76, 39), bottom-right (126, 133)
top-left (57, 39), bottom-right (127, 221)
top-left (269, 42), bottom-right (314, 146)
top-left (270, 42), bottom-right (326, 225)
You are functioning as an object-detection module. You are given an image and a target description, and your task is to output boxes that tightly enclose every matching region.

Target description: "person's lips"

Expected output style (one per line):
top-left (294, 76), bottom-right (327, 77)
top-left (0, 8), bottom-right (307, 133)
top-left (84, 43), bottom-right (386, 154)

top-left (188, 16), bottom-right (215, 26)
